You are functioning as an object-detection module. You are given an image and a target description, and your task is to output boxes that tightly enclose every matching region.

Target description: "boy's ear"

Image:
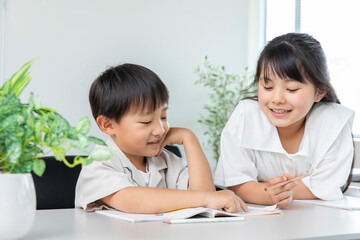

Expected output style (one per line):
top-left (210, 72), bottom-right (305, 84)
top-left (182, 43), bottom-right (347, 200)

top-left (96, 115), bottom-right (115, 136)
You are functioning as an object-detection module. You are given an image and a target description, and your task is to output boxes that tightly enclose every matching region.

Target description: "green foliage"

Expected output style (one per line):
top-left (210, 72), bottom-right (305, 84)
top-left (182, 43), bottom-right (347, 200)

top-left (0, 60), bottom-right (111, 176)
top-left (194, 56), bottom-right (255, 161)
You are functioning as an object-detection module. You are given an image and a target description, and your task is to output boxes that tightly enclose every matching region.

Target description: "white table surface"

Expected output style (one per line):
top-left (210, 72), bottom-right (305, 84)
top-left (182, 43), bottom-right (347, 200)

top-left (24, 201), bottom-right (360, 240)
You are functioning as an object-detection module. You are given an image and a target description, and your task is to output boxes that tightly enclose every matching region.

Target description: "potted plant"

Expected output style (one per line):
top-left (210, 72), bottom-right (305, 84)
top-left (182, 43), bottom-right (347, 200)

top-left (194, 56), bottom-right (255, 163)
top-left (0, 60), bottom-right (111, 239)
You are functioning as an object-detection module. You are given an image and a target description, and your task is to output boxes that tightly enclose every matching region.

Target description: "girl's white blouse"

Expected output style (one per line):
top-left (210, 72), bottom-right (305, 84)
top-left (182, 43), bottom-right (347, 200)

top-left (214, 99), bottom-right (354, 200)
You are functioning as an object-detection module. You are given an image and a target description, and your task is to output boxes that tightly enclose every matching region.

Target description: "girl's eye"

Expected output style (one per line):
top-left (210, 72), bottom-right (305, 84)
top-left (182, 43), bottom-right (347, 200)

top-left (141, 121), bottom-right (151, 125)
top-left (287, 89), bottom-right (299, 92)
top-left (161, 116), bottom-right (167, 120)
top-left (263, 86), bottom-right (273, 90)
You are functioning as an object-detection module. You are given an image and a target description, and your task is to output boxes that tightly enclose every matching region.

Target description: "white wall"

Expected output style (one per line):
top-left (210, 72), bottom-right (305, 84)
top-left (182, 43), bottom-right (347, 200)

top-left (0, 0), bottom-right (265, 169)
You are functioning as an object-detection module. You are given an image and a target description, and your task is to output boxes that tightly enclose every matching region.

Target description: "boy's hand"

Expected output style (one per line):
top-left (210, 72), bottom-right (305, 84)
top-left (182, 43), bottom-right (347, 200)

top-left (204, 190), bottom-right (249, 213)
top-left (157, 128), bottom-right (192, 156)
top-left (265, 173), bottom-right (297, 208)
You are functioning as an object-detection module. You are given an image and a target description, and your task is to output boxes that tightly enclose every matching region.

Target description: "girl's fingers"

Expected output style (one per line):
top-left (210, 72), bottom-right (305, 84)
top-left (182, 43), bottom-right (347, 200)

top-left (268, 181), bottom-right (297, 195)
top-left (271, 189), bottom-right (293, 203)
top-left (267, 175), bottom-right (288, 186)
top-left (277, 195), bottom-right (293, 208)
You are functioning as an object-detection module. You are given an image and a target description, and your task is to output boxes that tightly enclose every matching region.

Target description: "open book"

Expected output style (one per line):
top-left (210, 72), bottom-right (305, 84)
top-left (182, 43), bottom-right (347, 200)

top-left (96, 204), bottom-right (282, 223)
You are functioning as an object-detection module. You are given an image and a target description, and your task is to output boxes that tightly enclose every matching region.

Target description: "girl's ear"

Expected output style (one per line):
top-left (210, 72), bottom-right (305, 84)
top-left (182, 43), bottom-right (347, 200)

top-left (96, 115), bottom-right (115, 136)
top-left (314, 89), bottom-right (327, 103)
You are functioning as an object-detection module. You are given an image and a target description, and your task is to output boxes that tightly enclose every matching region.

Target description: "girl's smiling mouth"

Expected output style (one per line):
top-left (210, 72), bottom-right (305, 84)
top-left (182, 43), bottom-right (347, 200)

top-left (270, 108), bottom-right (291, 114)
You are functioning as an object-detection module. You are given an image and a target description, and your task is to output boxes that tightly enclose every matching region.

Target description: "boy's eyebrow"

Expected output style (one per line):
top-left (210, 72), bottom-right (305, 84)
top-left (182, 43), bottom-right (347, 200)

top-left (139, 106), bottom-right (168, 116)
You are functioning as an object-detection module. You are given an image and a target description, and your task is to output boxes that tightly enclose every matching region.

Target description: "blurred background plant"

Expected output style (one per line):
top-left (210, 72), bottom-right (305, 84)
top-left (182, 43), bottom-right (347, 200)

top-left (0, 60), bottom-right (111, 176)
top-left (194, 56), bottom-right (255, 162)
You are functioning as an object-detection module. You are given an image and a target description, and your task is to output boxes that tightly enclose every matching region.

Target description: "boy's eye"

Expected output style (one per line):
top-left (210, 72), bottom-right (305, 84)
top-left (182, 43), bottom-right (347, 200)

top-left (161, 116), bottom-right (167, 120)
top-left (140, 121), bottom-right (151, 125)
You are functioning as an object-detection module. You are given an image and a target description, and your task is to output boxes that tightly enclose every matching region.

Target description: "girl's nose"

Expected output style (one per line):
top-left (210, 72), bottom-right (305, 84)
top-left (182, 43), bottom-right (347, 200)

top-left (272, 90), bottom-right (286, 104)
top-left (152, 120), bottom-right (165, 136)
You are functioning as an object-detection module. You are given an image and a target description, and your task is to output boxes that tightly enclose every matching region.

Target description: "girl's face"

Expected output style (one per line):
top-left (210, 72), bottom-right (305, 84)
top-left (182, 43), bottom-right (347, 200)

top-left (109, 103), bottom-right (169, 163)
top-left (258, 69), bottom-right (325, 131)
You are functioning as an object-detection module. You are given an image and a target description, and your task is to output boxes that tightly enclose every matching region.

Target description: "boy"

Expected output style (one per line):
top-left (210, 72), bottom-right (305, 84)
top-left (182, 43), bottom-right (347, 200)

top-left (75, 63), bottom-right (247, 213)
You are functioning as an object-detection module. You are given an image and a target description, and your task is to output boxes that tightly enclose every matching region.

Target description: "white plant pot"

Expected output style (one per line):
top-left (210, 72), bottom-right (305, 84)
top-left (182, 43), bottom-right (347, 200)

top-left (0, 173), bottom-right (36, 240)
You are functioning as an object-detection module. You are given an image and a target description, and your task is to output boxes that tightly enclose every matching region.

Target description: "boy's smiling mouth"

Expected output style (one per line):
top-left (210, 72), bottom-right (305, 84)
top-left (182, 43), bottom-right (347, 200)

top-left (148, 140), bottom-right (161, 145)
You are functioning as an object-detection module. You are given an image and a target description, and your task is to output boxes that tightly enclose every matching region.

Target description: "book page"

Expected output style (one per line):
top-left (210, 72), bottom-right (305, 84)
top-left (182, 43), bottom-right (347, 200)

top-left (213, 204), bottom-right (282, 217)
top-left (96, 207), bottom-right (214, 223)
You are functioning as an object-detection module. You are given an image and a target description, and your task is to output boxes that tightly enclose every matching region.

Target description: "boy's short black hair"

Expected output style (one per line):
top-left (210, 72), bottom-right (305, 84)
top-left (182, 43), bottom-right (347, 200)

top-left (89, 63), bottom-right (169, 122)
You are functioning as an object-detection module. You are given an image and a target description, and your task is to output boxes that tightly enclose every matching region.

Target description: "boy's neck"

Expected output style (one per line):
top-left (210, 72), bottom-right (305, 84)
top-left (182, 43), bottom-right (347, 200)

top-left (125, 154), bottom-right (147, 172)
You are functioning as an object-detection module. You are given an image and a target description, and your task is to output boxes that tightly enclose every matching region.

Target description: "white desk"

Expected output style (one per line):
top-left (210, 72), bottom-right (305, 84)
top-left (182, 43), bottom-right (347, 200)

top-left (25, 202), bottom-right (360, 240)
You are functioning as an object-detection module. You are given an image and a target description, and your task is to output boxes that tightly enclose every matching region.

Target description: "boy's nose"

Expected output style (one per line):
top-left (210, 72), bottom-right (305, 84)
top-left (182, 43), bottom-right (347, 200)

top-left (152, 120), bottom-right (165, 136)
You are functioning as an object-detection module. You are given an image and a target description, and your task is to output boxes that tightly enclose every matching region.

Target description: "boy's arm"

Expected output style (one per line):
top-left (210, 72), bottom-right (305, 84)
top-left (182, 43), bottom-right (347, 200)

top-left (181, 129), bottom-right (215, 191)
top-left (101, 187), bottom-right (245, 214)
top-left (159, 128), bottom-right (215, 191)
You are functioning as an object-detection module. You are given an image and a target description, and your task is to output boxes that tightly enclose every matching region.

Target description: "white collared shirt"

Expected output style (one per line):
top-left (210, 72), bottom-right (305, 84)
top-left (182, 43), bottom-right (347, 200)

top-left (75, 138), bottom-right (189, 211)
top-left (214, 99), bottom-right (354, 200)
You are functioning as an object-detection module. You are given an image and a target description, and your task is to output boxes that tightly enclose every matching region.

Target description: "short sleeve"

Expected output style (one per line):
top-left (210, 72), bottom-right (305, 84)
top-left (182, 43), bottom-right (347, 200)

top-left (302, 120), bottom-right (353, 200)
top-left (159, 150), bottom-right (189, 190)
top-left (214, 103), bottom-right (258, 187)
top-left (175, 159), bottom-right (189, 190)
top-left (75, 159), bottom-right (137, 211)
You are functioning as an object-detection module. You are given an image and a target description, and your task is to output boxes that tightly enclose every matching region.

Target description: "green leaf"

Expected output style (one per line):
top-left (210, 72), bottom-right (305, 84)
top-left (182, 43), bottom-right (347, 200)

top-left (44, 132), bottom-right (61, 147)
top-left (12, 161), bottom-right (33, 174)
top-left (67, 127), bottom-right (79, 140)
top-left (1, 59), bottom-right (37, 96)
top-left (32, 158), bottom-right (46, 176)
top-left (78, 134), bottom-right (89, 149)
top-left (6, 140), bottom-right (22, 164)
top-left (34, 120), bottom-right (42, 141)
top-left (0, 93), bottom-right (22, 116)
top-left (87, 136), bottom-right (106, 146)
top-left (76, 117), bottom-right (91, 134)
top-left (85, 148), bottom-right (112, 165)
top-left (13, 72), bottom-right (32, 97)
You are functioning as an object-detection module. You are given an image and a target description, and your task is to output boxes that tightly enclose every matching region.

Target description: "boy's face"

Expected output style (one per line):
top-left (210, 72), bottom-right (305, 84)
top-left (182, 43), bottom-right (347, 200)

top-left (109, 104), bottom-right (169, 163)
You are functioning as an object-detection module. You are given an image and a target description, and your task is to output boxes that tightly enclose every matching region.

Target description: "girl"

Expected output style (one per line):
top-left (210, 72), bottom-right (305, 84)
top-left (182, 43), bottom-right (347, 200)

top-left (75, 63), bottom-right (247, 213)
top-left (214, 33), bottom-right (354, 208)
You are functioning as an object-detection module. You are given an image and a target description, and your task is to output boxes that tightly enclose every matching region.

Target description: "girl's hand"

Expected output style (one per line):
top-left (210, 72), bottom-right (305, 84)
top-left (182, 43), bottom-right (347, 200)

top-left (157, 127), bottom-right (192, 156)
top-left (204, 190), bottom-right (249, 213)
top-left (265, 173), bottom-right (297, 208)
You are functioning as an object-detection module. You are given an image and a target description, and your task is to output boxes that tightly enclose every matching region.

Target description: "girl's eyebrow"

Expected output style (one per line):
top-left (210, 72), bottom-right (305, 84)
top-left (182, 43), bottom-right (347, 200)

top-left (262, 76), bottom-right (297, 83)
top-left (260, 77), bottom-right (272, 82)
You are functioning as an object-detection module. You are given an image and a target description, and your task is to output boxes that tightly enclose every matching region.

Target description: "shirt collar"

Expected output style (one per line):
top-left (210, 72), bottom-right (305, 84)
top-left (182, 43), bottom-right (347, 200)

top-left (106, 138), bottom-right (168, 187)
top-left (238, 101), bottom-right (354, 159)
top-left (239, 100), bottom-right (309, 157)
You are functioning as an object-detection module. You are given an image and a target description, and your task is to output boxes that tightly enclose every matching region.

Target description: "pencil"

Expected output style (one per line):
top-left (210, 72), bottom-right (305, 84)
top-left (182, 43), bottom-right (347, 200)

top-left (164, 217), bottom-right (245, 224)
top-left (265, 173), bottom-right (311, 191)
